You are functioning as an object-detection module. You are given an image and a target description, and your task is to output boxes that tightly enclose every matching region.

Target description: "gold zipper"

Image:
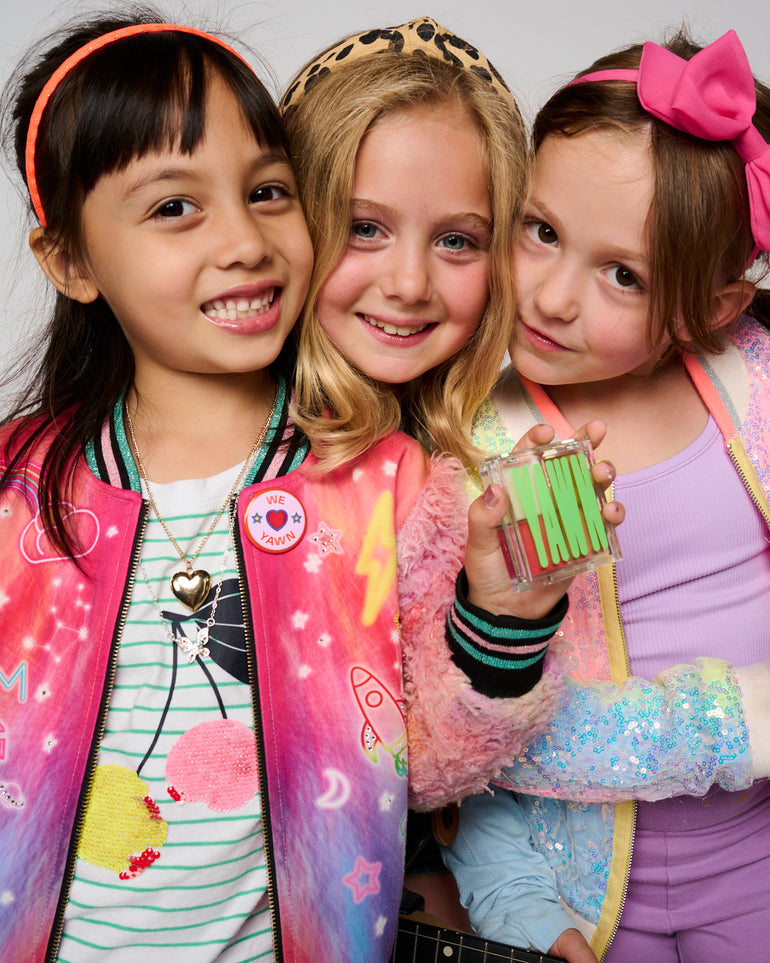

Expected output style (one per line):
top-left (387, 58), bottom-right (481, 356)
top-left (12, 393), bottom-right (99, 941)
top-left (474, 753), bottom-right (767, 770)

top-left (232, 500), bottom-right (283, 961)
top-left (46, 502), bottom-right (149, 961)
top-left (598, 563), bottom-right (636, 962)
top-left (726, 438), bottom-right (770, 528)
top-left (594, 485), bottom-right (636, 962)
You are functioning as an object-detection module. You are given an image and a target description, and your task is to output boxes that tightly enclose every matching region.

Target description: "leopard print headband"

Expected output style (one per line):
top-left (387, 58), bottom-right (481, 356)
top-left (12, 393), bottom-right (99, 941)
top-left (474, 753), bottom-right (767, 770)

top-left (281, 16), bottom-right (513, 113)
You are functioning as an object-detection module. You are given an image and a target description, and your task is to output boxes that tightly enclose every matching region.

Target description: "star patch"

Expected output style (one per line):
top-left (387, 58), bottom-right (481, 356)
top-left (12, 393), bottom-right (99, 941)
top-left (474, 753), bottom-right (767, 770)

top-left (342, 856), bottom-right (382, 903)
top-left (311, 523), bottom-right (342, 555)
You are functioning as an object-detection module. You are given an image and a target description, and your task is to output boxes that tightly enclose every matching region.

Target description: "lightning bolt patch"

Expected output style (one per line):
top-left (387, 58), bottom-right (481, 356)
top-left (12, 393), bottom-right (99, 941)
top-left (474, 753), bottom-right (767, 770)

top-left (355, 491), bottom-right (396, 626)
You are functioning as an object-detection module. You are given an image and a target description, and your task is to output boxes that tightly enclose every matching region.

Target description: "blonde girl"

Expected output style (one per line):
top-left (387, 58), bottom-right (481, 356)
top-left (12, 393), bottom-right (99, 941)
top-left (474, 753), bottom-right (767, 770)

top-left (281, 16), bottom-right (528, 467)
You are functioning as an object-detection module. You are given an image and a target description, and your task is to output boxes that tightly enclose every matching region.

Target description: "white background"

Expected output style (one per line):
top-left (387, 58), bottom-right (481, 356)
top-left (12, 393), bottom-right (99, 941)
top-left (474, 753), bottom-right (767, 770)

top-left (1, 0), bottom-right (768, 402)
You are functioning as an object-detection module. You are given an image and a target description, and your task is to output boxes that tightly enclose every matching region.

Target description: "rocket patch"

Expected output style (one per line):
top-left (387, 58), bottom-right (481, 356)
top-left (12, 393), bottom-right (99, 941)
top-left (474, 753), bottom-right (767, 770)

top-left (351, 666), bottom-right (407, 777)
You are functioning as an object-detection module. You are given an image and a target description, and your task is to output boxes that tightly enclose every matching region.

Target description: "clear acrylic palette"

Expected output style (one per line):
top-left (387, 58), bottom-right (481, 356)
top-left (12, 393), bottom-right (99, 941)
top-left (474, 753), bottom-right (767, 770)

top-left (479, 438), bottom-right (622, 590)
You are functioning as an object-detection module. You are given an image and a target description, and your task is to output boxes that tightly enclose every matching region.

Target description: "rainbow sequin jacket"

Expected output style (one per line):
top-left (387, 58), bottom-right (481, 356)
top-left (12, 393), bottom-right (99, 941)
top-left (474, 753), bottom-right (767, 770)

top-left (0, 419), bottom-right (564, 963)
top-left (469, 316), bottom-right (770, 958)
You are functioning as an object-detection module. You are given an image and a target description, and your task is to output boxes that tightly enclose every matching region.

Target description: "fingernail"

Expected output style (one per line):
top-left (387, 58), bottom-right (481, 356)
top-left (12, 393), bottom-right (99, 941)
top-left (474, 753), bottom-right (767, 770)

top-left (483, 485), bottom-right (499, 509)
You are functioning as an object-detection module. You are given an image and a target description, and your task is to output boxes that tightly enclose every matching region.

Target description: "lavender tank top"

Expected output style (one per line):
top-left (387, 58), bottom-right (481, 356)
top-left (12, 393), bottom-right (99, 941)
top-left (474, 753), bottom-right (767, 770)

top-left (615, 415), bottom-right (770, 830)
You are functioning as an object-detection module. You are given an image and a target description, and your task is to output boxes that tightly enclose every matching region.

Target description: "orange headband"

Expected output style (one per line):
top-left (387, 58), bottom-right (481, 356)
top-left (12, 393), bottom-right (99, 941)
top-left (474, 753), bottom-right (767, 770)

top-left (25, 23), bottom-right (253, 226)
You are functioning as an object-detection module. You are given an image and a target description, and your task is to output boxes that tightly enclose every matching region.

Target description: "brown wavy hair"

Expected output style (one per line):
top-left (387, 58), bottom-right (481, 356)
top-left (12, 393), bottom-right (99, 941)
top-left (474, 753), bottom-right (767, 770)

top-left (533, 28), bottom-right (770, 357)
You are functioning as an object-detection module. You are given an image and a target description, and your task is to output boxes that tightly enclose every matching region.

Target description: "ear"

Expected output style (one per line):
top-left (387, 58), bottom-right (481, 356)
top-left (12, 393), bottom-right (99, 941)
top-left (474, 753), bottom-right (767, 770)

top-left (29, 227), bottom-right (100, 304)
top-left (710, 279), bottom-right (756, 332)
top-left (673, 279), bottom-right (756, 343)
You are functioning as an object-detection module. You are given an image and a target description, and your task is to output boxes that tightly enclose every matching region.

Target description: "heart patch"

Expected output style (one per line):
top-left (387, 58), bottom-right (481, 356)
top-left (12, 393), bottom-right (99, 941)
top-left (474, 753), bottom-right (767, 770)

top-left (266, 510), bottom-right (288, 531)
top-left (243, 488), bottom-right (307, 554)
top-left (21, 504), bottom-right (99, 564)
top-left (170, 569), bottom-right (211, 611)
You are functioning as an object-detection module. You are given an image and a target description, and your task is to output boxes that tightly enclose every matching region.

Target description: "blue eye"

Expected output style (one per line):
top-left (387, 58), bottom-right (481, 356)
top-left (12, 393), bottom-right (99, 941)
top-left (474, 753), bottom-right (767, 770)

top-left (441, 234), bottom-right (468, 251)
top-left (352, 221), bottom-right (379, 240)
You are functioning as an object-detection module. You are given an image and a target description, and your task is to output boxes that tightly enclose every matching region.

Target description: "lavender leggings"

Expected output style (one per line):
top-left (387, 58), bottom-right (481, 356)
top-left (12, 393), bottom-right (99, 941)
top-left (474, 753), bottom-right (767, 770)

top-left (606, 781), bottom-right (770, 962)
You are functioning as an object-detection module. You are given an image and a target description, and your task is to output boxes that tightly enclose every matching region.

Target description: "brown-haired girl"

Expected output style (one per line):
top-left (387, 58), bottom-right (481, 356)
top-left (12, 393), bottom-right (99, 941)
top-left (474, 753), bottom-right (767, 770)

top-left (446, 28), bottom-right (770, 963)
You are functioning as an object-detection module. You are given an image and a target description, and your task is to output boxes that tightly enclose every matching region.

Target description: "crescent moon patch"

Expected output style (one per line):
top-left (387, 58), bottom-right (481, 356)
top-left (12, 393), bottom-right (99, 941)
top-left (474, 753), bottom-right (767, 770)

top-left (316, 768), bottom-right (351, 810)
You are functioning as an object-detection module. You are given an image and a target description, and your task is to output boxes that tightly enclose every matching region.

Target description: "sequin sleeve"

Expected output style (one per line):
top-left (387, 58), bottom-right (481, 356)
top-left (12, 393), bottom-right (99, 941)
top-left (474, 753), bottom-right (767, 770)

top-left (493, 658), bottom-right (755, 801)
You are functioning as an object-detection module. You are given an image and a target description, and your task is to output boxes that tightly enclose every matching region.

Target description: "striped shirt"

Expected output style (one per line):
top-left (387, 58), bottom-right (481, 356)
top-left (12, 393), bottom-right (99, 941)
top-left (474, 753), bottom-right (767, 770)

top-left (58, 383), bottom-right (306, 962)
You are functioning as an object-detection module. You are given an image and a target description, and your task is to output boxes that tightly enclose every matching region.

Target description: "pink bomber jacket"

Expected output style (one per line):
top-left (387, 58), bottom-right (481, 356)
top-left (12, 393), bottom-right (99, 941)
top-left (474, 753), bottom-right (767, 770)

top-left (0, 419), bottom-right (562, 962)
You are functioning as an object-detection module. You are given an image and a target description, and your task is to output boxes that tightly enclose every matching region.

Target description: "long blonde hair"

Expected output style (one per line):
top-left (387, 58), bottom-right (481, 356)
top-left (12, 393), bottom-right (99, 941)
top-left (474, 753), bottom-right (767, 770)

top-left (283, 43), bottom-right (528, 468)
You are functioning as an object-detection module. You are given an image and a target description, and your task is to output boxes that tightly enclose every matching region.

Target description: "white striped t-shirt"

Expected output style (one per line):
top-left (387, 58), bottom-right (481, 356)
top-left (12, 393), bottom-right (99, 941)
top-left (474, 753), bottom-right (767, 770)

top-left (57, 463), bottom-right (273, 962)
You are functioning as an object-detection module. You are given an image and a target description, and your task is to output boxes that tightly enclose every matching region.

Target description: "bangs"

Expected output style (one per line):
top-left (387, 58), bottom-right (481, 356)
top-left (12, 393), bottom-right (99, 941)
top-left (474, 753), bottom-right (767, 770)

top-left (36, 30), bottom-right (286, 219)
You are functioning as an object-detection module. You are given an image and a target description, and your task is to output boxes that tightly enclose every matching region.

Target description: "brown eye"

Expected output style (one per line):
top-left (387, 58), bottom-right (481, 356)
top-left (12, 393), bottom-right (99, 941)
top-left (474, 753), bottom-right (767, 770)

top-left (250, 184), bottom-right (286, 203)
top-left (153, 199), bottom-right (192, 218)
top-left (536, 222), bottom-right (557, 245)
top-left (612, 266), bottom-right (639, 288)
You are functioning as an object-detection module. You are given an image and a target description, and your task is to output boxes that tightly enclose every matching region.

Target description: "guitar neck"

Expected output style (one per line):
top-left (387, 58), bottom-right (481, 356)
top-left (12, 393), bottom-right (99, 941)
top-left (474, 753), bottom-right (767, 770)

top-left (391, 917), bottom-right (565, 962)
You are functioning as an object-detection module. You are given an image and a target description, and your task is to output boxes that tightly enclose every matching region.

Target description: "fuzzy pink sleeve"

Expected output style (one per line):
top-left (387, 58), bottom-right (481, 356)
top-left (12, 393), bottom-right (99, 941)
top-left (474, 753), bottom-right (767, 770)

top-left (397, 455), bottom-right (565, 811)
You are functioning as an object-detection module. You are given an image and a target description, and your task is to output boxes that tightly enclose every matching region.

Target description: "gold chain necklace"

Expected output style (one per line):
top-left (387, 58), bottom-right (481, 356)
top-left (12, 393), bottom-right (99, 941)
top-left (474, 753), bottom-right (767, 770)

top-left (140, 513), bottom-right (233, 661)
top-left (125, 389), bottom-right (277, 611)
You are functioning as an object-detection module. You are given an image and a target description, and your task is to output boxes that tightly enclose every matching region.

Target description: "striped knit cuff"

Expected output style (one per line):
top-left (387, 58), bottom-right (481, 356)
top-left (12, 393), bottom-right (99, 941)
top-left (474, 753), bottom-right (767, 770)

top-left (447, 569), bottom-right (568, 698)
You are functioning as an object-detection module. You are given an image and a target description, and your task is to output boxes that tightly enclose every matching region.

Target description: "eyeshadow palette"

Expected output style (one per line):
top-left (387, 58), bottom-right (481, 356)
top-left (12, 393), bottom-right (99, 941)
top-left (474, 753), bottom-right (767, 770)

top-left (479, 438), bottom-right (622, 590)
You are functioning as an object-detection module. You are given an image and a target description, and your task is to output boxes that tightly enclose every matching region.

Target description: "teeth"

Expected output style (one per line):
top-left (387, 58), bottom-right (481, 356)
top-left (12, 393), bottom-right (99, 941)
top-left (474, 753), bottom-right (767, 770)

top-left (204, 289), bottom-right (275, 320)
top-left (362, 315), bottom-right (428, 337)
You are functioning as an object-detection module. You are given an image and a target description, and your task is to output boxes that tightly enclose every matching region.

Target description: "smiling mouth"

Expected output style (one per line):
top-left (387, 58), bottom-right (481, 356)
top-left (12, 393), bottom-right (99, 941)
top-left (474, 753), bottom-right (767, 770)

top-left (361, 314), bottom-right (431, 337)
top-left (202, 289), bottom-right (276, 320)
top-left (523, 322), bottom-right (569, 352)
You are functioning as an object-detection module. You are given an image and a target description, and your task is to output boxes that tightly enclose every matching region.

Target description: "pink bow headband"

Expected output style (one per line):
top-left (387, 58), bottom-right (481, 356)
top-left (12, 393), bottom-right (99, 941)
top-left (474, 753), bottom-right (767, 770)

top-left (570, 30), bottom-right (770, 259)
top-left (25, 23), bottom-right (253, 227)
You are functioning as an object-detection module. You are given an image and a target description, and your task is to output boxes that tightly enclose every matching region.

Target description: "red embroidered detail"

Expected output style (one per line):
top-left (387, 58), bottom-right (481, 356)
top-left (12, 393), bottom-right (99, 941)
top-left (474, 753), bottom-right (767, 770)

top-left (143, 795), bottom-right (161, 819)
top-left (166, 784), bottom-right (185, 804)
top-left (119, 847), bottom-right (160, 879)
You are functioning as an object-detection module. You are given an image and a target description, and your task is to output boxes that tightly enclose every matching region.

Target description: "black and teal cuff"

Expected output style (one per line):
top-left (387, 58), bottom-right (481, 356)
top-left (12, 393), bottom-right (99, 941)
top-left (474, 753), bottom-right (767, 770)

top-left (446, 569), bottom-right (568, 698)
